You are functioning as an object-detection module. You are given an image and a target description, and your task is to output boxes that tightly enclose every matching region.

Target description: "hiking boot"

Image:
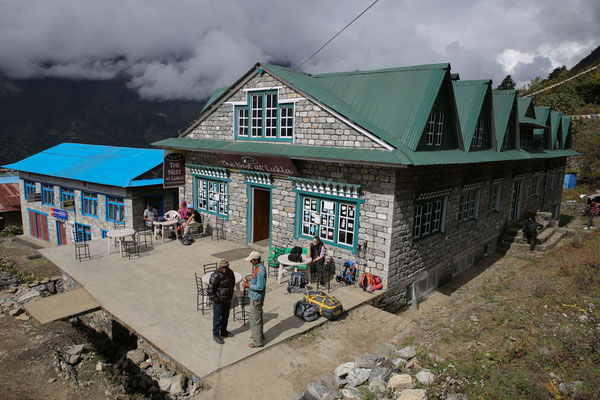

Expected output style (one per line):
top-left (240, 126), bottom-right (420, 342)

top-left (220, 331), bottom-right (234, 338)
top-left (213, 335), bottom-right (224, 344)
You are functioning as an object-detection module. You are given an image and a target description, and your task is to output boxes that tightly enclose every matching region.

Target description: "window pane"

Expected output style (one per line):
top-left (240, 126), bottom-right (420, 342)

top-left (251, 94), bottom-right (262, 137)
top-left (238, 108), bottom-right (248, 136)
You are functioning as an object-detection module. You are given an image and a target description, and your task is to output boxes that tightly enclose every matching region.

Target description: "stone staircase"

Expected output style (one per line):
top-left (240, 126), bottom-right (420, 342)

top-left (497, 212), bottom-right (565, 254)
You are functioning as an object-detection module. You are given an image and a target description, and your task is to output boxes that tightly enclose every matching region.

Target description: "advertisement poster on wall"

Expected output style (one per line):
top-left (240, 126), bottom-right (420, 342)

top-left (163, 150), bottom-right (186, 188)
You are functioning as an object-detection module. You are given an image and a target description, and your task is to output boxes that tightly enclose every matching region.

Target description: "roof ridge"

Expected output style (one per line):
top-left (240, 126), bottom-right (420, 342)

top-left (312, 63), bottom-right (450, 78)
top-left (452, 79), bottom-right (491, 86)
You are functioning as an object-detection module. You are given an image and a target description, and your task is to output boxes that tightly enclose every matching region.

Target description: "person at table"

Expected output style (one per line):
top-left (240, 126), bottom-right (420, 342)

top-left (309, 236), bottom-right (326, 285)
top-left (183, 205), bottom-right (202, 236)
top-left (177, 201), bottom-right (189, 225)
top-left (143, 203), bottom-right (158, 227)
top-left (207, 258), bottom-right (235, 345)
top-left (242, 251), bottom-right (266, 348)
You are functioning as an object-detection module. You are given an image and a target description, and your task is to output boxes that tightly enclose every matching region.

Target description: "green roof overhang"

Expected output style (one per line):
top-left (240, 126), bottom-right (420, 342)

top-left (519, 117), bottom-right (547, 128)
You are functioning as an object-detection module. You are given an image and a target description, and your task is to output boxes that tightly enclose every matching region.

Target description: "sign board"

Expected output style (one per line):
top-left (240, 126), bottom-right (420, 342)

top-left (28, 193), bottom-right (42, 202)
top-left (214, 154), bottom-right (300, 177)
top-left (51, 208), bottom-right (68, 220)
top-left (61, 199), bottom-right (75, 211)
top-left (163, 150), bottom-right (186, 188)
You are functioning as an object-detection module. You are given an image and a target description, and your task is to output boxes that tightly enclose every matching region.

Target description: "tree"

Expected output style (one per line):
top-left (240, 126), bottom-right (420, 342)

top-left (548, 65), bottom-right (567, 81)
top-left (496, 75), bottom-right (516, 90)
top-left (534, 91), bottom-right (584, 114)
top-left (573, 118), bottom-right (600, 181)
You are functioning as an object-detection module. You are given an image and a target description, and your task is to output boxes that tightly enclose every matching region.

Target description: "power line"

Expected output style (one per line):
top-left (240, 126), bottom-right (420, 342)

top-left (294, 0), bottom-right (382, 71)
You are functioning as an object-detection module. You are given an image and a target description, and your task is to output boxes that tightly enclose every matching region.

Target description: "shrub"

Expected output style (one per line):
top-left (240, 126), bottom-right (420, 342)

top-left (0, 224), bottom-right (23, 237)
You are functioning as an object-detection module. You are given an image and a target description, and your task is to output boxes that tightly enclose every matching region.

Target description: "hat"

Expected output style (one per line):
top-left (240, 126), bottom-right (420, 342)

top-left (181, 200), bottom-right (187, 205)
top-left (245, 250), bottom-right (261, 262)
top-left (219, 258), bottom-right (230, 268)
top-left (187, 205), bottom-right (194, 209)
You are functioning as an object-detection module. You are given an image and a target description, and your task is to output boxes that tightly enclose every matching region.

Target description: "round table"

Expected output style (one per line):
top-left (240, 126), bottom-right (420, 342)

top-left (153, 219), bottom-right (179, 243)
top-left (277, 253), bottom-right (312, 284)
top-left (202, 271), bottom-right (244, 296)
top-left (106, 228), bottom-right (136, 256)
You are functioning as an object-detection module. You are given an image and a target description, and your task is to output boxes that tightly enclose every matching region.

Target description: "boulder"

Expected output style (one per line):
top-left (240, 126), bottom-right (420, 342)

top-left (8, 306), bottom-right (23, 316)
top-left (392, 358), bottom-right (407, 370)
top-left (17, 290), bottom-right (41, 303)
top-left (67, 354), bottom-right (81, 365)
top-left (446, 394), bottom-right (468, 400)
top-left (405, 358), bottom-right (420, 370)
top-left (346, 368), bottom-right (371, 388)
top-left (354, 354), bottom-right (379, 369)
top-left (126, 349), bottom-right (146, 365)
top-left (387, 374), bottom-right (413, 391)
top-left (95, 362), bottom-right (104, 371)
top-left (305, 381), bottom-right (332, 400)
top-left (340, 387), bottom-right (361, 399)
top-left (15, 314), bottom-right (29, 321)
top-left (397, 389), bottom-right (426, 400)
top-left (369, 367), bottom-right (391, 383)
top-left (66, 344), bottom-right (85, 356)
top-left (334, 362), bottom-right (356, 378)
top-left (416, 370), bottom-right (435, 385)
top-left (397, 346), bottom-right (417, 360)
top-left (168, 375), bottom-right (186, 395)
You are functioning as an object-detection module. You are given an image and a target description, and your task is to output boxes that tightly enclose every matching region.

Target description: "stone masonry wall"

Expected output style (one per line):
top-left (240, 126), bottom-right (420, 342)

top-left (188, 70), bottom-right (384, 149)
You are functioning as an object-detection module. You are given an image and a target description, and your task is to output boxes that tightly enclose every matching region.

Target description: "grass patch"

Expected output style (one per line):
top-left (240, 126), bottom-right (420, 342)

top-left (558, 213), bottom-right (576, 227)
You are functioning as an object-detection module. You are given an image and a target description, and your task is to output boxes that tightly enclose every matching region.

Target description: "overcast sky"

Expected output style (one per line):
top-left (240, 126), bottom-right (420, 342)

top-left (0, 0), bottom-right (597, 100)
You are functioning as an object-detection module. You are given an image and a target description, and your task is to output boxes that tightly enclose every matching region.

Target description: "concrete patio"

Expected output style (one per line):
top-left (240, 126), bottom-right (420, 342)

top-left (38, 235), bottom-right (378, 378)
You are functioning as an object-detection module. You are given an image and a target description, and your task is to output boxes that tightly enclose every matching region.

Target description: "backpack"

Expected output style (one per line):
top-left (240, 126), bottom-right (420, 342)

top-left (335, 261), bottom-right (356, 285)
top-left (293, 300), bottom-right (320, 322)
top-left (359, 272), bottom-right (374, 291)
top-left (288, 246), bottom-right (303, 262)
top-left (181, 235), bottom-right (194, 246)
top-left (372, 275), bottom-right (383, 291)
top-left (304, 291), bottom-right (343, 320)
top-left (286, 272), bottom-right (307, 294)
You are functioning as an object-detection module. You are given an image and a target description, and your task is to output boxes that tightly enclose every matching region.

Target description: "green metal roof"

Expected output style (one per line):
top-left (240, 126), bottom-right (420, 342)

top-left (453, 80), bottom-right (491, 150)
top-left (550, 111), bottom-right (563, 150)
top-left (492, 90), bottom-right (516, 151)
top-left (201, 86), bottom-right (229, 112)
top-left (561, 115), bottom-right (572, 148)
top-left (152, 137), bottom-right (578, 167)
top-left (533, 106), bottom-right (551, 148)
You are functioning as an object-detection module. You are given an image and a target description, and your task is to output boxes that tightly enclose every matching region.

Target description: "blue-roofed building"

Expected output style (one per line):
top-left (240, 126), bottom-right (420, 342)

top-left (3, 143), bottom-right (178, 245)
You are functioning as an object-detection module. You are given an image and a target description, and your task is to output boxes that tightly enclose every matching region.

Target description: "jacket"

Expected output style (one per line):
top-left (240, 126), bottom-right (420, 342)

top-left (522, 219), bottom-right (543, 235)
top-left (207, 268), bottom-right (235, 304)
top-left (248, 263), bottom-right (267, 301)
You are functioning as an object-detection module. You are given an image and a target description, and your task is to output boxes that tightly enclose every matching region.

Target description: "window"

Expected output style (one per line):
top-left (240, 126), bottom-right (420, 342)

top-left (41, 184), bottom-right (54, 206)
top-left (74, 223), bottom-right (91, 242)
top-left (471, 119), bottom-right (485, 149)
top-left (100, 229), bottom-right (108, 239)
top-left (489, 185), bottom-right (501, 212)
top-left (299, 195), bottom-right (358, 248)
top-left (520, 126), bottom-right (533, 150)
top-left (60, 187), bottom-right (75, 210)
top-left (426, 111), bottom-right (444, 146)
top-left (195, 177), bottom-right (228, 217)
top-left (413, 198), bottom-right (446, 239)
top-left (459, 190), bottom-right (480, 222)
top-left (106, 196), bottom-right (124, 223)
top-left (529, 177), bottom-right (540, 197)
top-left (502, 127), bottom-right (511, 149)
top-left (24, 180), bottom-right (36, 200)
top-left (235, 91), bottom-right (294, 141)
top-left (82, 192), bottom-right (98, 217)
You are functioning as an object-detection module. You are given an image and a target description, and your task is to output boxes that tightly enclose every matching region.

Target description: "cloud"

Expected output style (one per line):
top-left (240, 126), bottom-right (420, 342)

top-left (0, 0), bottom-right (596, 100)
top-left (511, 56), bottom-right (554, 86)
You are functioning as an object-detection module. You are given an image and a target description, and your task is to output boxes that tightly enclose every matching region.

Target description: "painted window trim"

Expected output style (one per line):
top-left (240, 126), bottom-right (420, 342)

top-left (412, 196), bottom-right (448, 242)
top-left (245, 183), bottom-right (274, 247)
top-left (24, 180), bottom-right (36, 201)
top-left (425, 111), bottom-right (444, 147)
top-left (233, 90), bottom-right (294, 142)
top-left (100, 229), bottom-right (109, 239)
top-left (458, 189), bottom-right (481, 223)
top-left (293, 191), bottom-right (362, 254)
top-left (59, 187), bottom-right (76, 212)
top-left (81, 191), bottom-right (99, 218)
top-left (74, 222), bottom-right (92, 242)
top-left (41, 183), bottom-right (54, 206)
top-left (105, 196), bottom-right (125, 224)
top-left (192, 174), bottom-right (230, 220)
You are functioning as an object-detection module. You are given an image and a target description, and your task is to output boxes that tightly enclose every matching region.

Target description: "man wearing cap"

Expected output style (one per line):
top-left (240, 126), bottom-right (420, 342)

top-left (183, 205), bottom-right (202, 236)
top-left (207, 258), bottom-right (236, 344)
top-left (242, 251), bottom-right (266, 348)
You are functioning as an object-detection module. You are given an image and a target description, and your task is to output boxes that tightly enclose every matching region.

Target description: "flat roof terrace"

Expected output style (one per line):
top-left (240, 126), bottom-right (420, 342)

top-left (39, 235), bottom-right (377, 378)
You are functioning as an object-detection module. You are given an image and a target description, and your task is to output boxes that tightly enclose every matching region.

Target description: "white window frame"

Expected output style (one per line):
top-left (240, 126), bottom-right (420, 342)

top-left (489, 185), bottom-right (501, 212)
top-left (413, 197), bottom-right (447, 240)
top-left (279, 106), bottom-right (294, 138)
top-left (264, 92), bottom-right (277, 138)
top-left (459, 190), bottom-right (480, 222)
top-left (251, 94), bottom-right (263, 137)
top-left (237, 107), bottom-right (248, 137)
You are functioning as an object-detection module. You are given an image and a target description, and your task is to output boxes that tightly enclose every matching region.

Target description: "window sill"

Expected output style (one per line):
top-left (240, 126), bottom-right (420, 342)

top-left (412, 230), bottom-right (444, 244)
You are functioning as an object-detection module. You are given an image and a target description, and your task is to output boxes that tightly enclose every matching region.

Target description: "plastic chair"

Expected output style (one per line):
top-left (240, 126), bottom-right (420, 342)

top-left (267, 246), bottom-right (286, 278)
top-left (195, 273), bottom-right (211, 315)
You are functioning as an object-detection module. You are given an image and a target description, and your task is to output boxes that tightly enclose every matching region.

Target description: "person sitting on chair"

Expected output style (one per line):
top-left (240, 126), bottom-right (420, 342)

top-left (143, 203), bottom-right (158, 227)
top-left (183, 205), bottom-right (202, 236)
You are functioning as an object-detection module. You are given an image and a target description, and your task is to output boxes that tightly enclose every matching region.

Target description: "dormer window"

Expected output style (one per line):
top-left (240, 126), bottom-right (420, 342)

top-left (471, 119), bottom-right (485, 149)
top-left (235, 90), bottom-right (294, 141)
top-left (426, 111), bottom-right (444, 146)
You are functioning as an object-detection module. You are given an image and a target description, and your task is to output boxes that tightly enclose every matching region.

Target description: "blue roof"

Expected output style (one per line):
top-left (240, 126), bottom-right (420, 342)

top-left (0, 176), bottom-right (19, 184)
top-left (3, 143), bottom-right (164, 188)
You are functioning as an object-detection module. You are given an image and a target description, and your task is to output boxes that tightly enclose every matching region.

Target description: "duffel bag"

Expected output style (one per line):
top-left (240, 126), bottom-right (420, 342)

top-left (304, 291), bottom-right (343, 320)
top-left (293, 300), bottom-right (320, 322)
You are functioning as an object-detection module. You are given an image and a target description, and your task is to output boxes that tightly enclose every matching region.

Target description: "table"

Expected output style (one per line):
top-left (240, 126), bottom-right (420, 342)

top-left (106, 228), bottom-right (136, 257)
top-left (202, 271), bottom-right (244, 297)
top-left (277, 253), bottom-right (312, 284)
top-left (153, 220), bottom-right (179, 243)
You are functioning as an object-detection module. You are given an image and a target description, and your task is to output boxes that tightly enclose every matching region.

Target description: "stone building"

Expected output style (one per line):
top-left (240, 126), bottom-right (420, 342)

top-left (153, 62), bottom-right (577, 311)
top-left (4, 143), bottom-right (178, 245)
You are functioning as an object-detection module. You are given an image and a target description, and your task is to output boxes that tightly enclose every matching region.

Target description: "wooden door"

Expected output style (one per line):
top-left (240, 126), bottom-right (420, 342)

top-left (35, 213), bottom-right (42, 239)
top-left (252, 188), bottom-right (270, 242)
top-left (57, 221), bottom-right (67, 246)
top-left (40, 214), bottom-right (48, 241)
top-left (28, 210), bottom-right (36, 236)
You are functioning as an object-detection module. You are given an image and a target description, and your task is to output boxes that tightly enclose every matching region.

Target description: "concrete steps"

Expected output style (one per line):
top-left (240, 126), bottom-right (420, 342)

top-left (497, 218), bottom-right (564, 254)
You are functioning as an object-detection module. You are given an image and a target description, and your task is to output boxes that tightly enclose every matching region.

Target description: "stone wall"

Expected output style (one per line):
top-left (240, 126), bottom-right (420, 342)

top-left (188, 70), bottom-right (384, 149)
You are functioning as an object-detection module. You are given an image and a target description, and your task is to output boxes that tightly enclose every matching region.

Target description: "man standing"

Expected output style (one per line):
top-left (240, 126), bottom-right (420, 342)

top-left (143, 203), bottom-right (158, 227)
top-left (584, 199), bottom-right (599, 230)
top-left (309, 236), bottom-right (326, 285)
top-left (183, 205), bottom-right (202, 236)
top-left (242, 251), bottom-right (266, 348)
top-left (207, 258), bottom-right (235, 344)
top-left (522, 216), bottom-right (543, 252)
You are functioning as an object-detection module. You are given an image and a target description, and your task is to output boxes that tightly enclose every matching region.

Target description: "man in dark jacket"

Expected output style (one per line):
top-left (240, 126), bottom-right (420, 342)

top-left (522, 216), bottom-right (543, 252)
top-left (207, 258), bottom-right (235, 344)
top-left (309, 236), bottom-right (326, 285)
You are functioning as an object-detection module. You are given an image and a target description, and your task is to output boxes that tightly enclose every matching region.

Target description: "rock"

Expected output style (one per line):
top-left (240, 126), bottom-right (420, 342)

top-left (369, 378), bottom-right (387, 393)
top-left (354, 354), bottom-right (379, 369)
top-left (158, 376), bottom-right (173, 392)
top-left (340, 387), bottom-right (361, 399)
top-left (405, 358), bottom-right (420, 370)
top-left (446, 394), bottom-right (468, 400)
top-left (48, 378), bottom-right (57, 383)
top-left (140, 361), bottom-right (151, 369)
top-left (95, 362), bottom-right (104, 371)
top-left (558, 381), bottom-right (583, 395)
top-left (18, 290), bottom-right (41, 303)
top-left (33, 284), bottom-right (47, 292)
top-left (369, 367), bottom-right (391, 383)
top-left (397, 346), bottom-right (417, 360)
top-left (392, 358), bottom-right (407, 370)
top-left (538, 347), bottom-right (551, 356)
top-left (15, 314), bottom-right (29, 321)
top-left (67, 354), bottom-right (81, 364)
top-left (126, 349), bottom-right (146, 365)
top-left (579, 315), bottom-right (589, 323)
top-left (346, 368), bottom-right (371, 388)
top-left (66, 344), bottom-right (85, 356)
top-left (334, 362), bottom-right (355, 379)
top-left (383, 342), bottom-right (399, 354)
top-left (168, 375), bottom-right (186, 395)
top-left (416, 370), bottom-right (435, 385)
top-left (397, 389), bottom-right (426, 400)
top-left (305, 380), bottom-right (332, 400)
top-left (428, 353), bottom-right (445, 363)
top-left (388, 374), bottom-right (413, 391)
top-left (8, 306), bottom-right (23, 316)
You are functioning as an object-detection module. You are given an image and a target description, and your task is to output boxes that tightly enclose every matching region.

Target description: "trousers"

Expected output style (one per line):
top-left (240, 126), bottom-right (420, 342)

top-left (212, 302), bottom-right (231, 337)
top-left (249, 298), bottom-right (264, 346)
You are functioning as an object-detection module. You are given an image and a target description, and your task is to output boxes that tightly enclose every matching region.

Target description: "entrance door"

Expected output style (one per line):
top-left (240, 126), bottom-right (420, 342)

top-left (252, 188), bottom-right (270, 242)
top-left (28, 210), bottom-right (49, 242)
top-left (510, 180), bottom-right (523, 220)
top-left (56, 221), bottom-right (67, 246)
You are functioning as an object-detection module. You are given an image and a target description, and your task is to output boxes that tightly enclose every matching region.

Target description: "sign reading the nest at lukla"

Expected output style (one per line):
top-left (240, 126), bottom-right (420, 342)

top-left (214, 154), bottom-right (300, 177)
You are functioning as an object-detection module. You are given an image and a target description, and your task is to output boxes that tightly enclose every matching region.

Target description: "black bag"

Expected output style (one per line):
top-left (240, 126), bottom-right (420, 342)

top-left (293, 300), bottom-right (320, 322)
top-left (288, 246), bottom-right (303, 262)
top-left (181, 235), bottom-right (194, 246)
top-left (286, 271), bottom-right (307, 293)
top-left (304, 291), bottom-right (343, 320)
